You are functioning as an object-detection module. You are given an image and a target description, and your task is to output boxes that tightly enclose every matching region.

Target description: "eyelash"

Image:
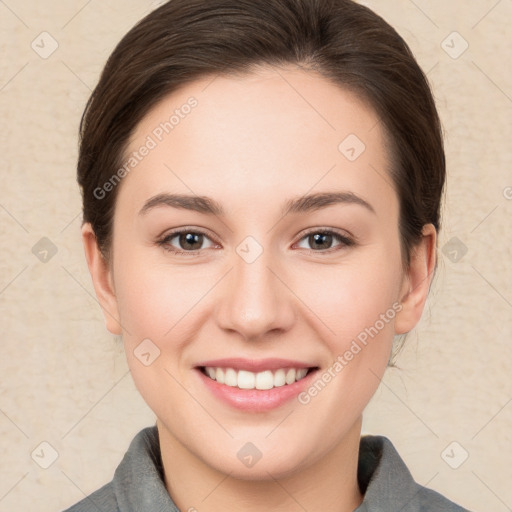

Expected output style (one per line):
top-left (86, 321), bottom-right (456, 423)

top-left (156, 227), bottom-right (355, 257)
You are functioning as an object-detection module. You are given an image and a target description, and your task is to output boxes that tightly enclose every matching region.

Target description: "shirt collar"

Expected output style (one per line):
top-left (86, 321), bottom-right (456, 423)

top-left (353, 434), bottom-right (422, 511)
top-left (112, 426), bottom-right (434, 511)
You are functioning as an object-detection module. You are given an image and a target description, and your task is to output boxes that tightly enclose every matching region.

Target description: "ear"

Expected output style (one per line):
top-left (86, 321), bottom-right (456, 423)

top-left (394, 224), bottom-right (437, 335)
top-left (81, 223), bottom-right (122, 335)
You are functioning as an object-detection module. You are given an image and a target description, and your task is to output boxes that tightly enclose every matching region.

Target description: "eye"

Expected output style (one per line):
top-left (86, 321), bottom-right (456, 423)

top-left (157, 228), bottom-right (217, 255)
top-left (295, 229), bottom-right (355, 253)
top-left (157, 227), bottom-right (355, 256)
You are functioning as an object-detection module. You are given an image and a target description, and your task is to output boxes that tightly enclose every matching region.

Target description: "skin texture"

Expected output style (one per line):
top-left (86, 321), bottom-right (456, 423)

top-left (82, 65), bottom-right (436, 512)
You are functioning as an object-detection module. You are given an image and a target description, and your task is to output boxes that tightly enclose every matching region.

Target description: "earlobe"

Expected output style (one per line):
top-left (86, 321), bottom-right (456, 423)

top-left (81, 223), bottom-right (123, 335)
top-left (394, 224), bottom-right (437, 335)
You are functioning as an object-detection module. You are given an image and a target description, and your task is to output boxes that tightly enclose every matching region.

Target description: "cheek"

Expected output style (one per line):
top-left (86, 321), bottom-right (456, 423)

top-left (113, 237), bottom-right (402, 352)
top-left (112, 256), bottom-right (201, 421)
top-left (113, 254), bottom-right (206, 341)
top-left (293, 267), bottom-right (399, 436)
top-left (298, 251), bottom-right (402, 346)
top-left (292, 249), bottom-right (401, 405)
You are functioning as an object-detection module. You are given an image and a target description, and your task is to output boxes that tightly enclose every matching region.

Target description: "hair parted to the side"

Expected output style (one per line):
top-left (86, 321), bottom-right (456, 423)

top-left (77, 0), bottom-right (445, 362)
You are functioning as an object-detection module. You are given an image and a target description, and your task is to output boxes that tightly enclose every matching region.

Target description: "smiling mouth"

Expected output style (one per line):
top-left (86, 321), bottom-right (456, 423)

top-left (199, 366), bottom-right (318, 391)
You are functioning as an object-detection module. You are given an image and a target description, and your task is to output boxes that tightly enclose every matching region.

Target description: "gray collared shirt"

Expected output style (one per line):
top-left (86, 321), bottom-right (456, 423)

top-left (63, 426), bottom-right (471, 511)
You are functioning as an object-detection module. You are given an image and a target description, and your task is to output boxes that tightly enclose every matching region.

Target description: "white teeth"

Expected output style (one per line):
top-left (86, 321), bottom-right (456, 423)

top-left (285, 368), bottom-right (296, 385)
top-left (224, 368), bottom-right (238, 387)
top-left (237, 370), bottom-right (255, 389)
top-left (273, 369), bottom-right (286, 387)
top-left (296, 368), bottom-right (308, 380)
top-left (255, 370), bottom-right (274, 390)
top-left (215, 367), bottom-right (225, 384)
top-left (204, 366), bottom-right (311, 390)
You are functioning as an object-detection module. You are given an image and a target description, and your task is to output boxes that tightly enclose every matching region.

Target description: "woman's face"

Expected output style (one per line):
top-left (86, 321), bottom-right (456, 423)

top-left (85, 65), bottom-right (432, 479)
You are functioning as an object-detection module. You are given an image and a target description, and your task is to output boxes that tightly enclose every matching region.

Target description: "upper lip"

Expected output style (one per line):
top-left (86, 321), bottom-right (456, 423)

top-left (195, 358), bottom-right (316, 372)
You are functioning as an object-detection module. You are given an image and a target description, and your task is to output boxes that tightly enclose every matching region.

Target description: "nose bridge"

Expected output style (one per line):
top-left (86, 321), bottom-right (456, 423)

top-left (215, 240), bottom-right (295, 340)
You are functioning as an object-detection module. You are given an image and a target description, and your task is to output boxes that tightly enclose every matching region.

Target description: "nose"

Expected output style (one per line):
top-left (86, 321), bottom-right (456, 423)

top-left (214, 244), bottom-right (296, 342)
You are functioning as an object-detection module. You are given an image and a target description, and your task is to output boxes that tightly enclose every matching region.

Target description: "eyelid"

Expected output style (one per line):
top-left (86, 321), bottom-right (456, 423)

top-left (293, 227), bottom-right (355, 252)
top-left (156, 226), bottom-right (219, 255)
top-left (157, 226), bottom-right (356, 257)
top-left (157, 225), bottom-right (216, 241)
top-left (296, 226), bottom-right (354, 241)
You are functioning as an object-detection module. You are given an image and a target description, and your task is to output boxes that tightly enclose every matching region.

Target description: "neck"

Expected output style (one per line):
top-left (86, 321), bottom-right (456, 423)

top-left (157, 416), bottom-right (364, 512)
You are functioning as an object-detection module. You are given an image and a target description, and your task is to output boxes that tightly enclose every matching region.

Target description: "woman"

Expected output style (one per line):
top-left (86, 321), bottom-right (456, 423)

top-left (64, 0), bottom-right (472, 510)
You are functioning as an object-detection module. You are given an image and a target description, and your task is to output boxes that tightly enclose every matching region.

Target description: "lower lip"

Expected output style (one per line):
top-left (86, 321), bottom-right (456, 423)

top-left (196, 368), bottom-right (317, 412)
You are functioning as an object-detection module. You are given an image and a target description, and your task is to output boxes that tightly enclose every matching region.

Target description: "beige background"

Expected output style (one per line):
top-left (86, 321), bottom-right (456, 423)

top-left (0, 1), bottom-right (511, 511)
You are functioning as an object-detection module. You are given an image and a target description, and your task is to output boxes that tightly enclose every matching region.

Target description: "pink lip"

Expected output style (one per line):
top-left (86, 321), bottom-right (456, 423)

top-left (195, 357), bottom-right (313, 372)
top-left (195, 364), bottom-right (318, 413)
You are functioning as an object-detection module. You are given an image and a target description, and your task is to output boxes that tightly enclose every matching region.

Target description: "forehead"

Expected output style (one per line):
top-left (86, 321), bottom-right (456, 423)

top-left (118, 65), bottom-right (397, 219)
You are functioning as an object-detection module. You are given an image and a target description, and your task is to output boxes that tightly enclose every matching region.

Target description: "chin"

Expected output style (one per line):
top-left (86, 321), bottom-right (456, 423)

top-left (202, 436), bottom-right (313, 481)
top-left (218, 456), bottom-right (306, 482)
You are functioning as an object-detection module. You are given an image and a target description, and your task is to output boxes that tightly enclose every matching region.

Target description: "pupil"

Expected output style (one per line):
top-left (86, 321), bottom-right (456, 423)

top-left (181, 233), bottom-right (202, 250)
top-left (312, 233), bottom-right (332, 250)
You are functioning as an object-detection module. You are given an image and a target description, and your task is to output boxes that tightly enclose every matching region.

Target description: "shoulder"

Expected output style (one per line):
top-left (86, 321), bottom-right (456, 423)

top-left (356, 435), bottom-right (473, 512)
top-left (62, 481), bottom-right (118, 512)
top-left (61, 426), bottom-right (178, 512)
top-left (60, 427), bottom-right (154, 512)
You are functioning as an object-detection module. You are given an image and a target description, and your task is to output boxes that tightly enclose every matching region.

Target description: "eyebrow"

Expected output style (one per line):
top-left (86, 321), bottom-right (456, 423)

top-left (138, 191), bottom-right (376, 217)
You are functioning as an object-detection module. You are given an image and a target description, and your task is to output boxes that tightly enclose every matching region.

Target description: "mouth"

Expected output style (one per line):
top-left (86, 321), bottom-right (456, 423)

top-left (199, 365), bottom-right (317, 390)
top-left (194, 358), bottom-right (320, 411)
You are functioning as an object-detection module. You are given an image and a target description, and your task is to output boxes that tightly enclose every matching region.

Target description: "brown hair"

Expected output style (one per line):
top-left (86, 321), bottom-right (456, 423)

top-left (78, 0), bottom-right (444, 280)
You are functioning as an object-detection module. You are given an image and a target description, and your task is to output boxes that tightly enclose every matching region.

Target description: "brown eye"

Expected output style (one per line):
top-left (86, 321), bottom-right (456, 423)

top-left (158, 229), bottom-right (216, 254)
top-left (296, 230), bottom-right (354, 252)
top-left (178, 232), bottom-right (204, 251)
top-left (309, 232), bottom-right (334, 250)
